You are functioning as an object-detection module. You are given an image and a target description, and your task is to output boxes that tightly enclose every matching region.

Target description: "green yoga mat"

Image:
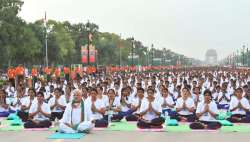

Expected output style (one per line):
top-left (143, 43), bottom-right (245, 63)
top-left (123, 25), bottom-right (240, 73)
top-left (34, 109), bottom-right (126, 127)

top-left (48, 126), bottom-right (59, 131)
top-left (0, 125), bottom-right (24, 131)
top-left (7, 114), bottom-right (19, 120)
top-left (166, 124), bottom-right (192, 132)
top-left (107, 121), bottom-right (137, 131)
top-left (11, 119), bottom-right (22, 126)
top-left (218, 120), bottom-right (233, 126)
top-left (166, 119), bottom-right (178, 126)
top-left (216, 112), bottom-right (232, 120)
top-left (0, 119), bottom-right (24, 131)
top-left (48, 132), bottom-right (85, 139)
top-left (221, 125), bottom-right (250, 132)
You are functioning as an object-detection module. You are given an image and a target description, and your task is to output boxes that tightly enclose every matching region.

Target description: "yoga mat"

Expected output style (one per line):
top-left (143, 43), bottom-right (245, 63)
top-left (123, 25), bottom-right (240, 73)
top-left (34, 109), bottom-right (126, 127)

top-left (0, 125), bottom-right (24, 131)
top-left (137, 128), bottom-right (165, 132)
top-left (7, 114), bottom-right (19, 120)
top-left (218, 120), bottom-right (233, 126)
top-left (107, 121), bottom-right (137, 131)
top-left (48, 126), bottom-right (59, 131)
top-left (0, 120), bottom-right (24, 131)
top-left (221, 125), bottom-right (250, 133)
top-left (166, 119), bottom-right (178, 126)
top-left (166, 124), bottom-right (192, 132)
top-left (191, 129), bottom-right (218, 132)
top-left (24, 128), bottom-right (49, 131)
top-left (93, 127), bottom-right (107, 131)
top-left (48, 132), bottom-right (85, 139)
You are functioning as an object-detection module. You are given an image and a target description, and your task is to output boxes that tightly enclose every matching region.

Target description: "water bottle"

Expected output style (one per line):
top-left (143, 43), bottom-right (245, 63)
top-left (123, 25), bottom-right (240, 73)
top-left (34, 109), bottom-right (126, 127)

top-left (164, 111), bottom-right (170, 121)
top-left (108, 110), bottom-right (113, 124)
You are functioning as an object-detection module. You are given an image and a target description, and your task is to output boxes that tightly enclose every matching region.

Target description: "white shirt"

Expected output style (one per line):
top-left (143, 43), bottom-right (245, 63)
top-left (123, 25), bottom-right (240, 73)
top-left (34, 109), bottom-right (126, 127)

top-left (60, 102), bottom-right (90, 125)
top-left (131, 97), bottom-right (145, 114)
top-left (86, 98), bottom-right (105, 120)
top-left (29, 102), bottom-right (51, 121)
top-left (139, 99), bottom-right (162, 121)
top-left (98, 95), bottom-right (109, 108)
top-left (158, 96), bottom-right (175, 110)
top-left (109, 97), bottom-right (121, 110)
top-left (212, 92), bottom-right (220, 100)
top-left (176, 97), bottom-right (195, 115)
top-left (0, 98), bottom-right (10, 112)
top-left (192, 94), bottom-right (204, 103)
top-left (120, 96), bottom-right (132, 112)
top-left (217, 92), bottom-right (231, 105)
top-left (196, 101), bottom-right (218, 122)
top-left (229, 96), bottom-right (250, 115)
top-left (48, 96), bottom-right (67, 112)
top-left (10, 96), bottom-right (31, 111)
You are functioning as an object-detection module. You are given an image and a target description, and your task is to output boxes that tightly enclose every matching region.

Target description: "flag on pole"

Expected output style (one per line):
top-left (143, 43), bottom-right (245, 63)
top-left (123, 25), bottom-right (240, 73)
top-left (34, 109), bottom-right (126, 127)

top-left (44, 11), bottom-right (47, 27)
top-left (88, 33), bottom-right (93, 42)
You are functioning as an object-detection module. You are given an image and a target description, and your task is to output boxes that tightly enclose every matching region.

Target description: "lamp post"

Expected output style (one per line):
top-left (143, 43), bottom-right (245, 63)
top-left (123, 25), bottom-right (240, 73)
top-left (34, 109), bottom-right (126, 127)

top-left (119, 34), bottom-right (122, 67)
top-left (131, 37), bottom-right (134, 66)
top-left (242, 45), bottom-right (245, 66)
top-left (86, 20), bottom-right (91, 66)
top-left (151, 44), bottom-right (154, 66)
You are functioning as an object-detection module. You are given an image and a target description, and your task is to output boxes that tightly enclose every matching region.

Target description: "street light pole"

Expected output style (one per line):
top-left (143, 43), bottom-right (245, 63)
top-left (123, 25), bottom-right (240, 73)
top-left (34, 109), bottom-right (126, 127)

top-left (151, 44), bottom-right (154, 66)
top-left (131, 37), bottom-right (134, 66)
top-left (44, 12), bottom-right (48, 67)
top-left (45, 29), bottom-right (48, 67)
top-left (119, 33), bottom-right (122, 67)
top-left (87, 20), bottom-right (90, 66)
top-left (243, 45), bottom-right (245, 66)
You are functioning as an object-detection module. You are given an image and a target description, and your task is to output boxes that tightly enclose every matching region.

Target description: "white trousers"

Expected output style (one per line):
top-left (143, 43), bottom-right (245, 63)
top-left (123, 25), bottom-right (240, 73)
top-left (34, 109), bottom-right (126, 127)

top-left (59, 121), bottom-right (94, 133)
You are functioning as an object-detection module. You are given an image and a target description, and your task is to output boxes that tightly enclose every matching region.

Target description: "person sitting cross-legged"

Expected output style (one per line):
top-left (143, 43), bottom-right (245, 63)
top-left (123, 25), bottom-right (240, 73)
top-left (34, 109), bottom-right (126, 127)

top-left (190, 89), bottom-right (222, 130)
top-left (137, 88), bottom-right (165, 129)
top-left (126, 88), bottom-right (145, 121)
top-left (173, 87), bottom-right (196, 122)
top-left (24, 92), bottom-right (52, 128)
top-left (58, 89), bottom-right (94, 133)
top-left (227, 88), bottom-right (250, 123)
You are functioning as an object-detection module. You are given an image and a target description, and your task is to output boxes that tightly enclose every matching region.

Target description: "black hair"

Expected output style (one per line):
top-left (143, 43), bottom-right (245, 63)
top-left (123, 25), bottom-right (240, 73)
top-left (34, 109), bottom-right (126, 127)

top-left (37, 92), bottom-right (44, 98)
top-left (203, 89), bottom-right (212, 97)
top-left (137, 87), bottom-right (144, 93)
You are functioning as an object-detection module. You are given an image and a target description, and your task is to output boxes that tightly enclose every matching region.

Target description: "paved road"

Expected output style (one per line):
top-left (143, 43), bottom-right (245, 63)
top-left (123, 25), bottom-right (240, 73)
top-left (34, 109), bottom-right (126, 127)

top-left (0, 131), bottom-right (250, 142)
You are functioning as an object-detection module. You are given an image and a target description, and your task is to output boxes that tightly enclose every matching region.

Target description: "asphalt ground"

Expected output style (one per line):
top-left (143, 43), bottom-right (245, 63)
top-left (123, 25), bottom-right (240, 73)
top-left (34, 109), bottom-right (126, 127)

top-left (0, 130), bottom-right (250, 142)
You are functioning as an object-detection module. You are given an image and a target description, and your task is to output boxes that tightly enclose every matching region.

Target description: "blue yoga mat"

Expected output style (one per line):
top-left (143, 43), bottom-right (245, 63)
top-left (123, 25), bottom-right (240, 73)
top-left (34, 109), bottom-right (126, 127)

top-left (48, 132), bottom-right (85, 139)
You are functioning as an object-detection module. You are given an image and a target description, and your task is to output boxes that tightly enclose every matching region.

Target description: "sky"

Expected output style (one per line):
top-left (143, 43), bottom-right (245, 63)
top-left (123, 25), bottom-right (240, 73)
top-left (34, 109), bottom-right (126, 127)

top-left (19, 0), bottom-right (250, 61)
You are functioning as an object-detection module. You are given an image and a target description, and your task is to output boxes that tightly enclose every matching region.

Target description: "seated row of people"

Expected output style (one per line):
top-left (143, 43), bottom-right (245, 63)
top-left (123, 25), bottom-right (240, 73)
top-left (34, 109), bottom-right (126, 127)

top-left (0, 86), bottom-right (250, 131)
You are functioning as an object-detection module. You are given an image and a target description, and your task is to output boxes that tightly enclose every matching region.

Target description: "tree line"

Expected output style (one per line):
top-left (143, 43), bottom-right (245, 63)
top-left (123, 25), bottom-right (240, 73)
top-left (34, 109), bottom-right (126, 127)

top-left (0, 0), bottom-right (199, 69)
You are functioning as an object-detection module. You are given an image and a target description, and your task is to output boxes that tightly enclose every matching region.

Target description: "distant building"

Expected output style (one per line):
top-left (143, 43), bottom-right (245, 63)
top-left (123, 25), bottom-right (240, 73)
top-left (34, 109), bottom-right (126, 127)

top-left (205, 49), bottom-right (218, 65)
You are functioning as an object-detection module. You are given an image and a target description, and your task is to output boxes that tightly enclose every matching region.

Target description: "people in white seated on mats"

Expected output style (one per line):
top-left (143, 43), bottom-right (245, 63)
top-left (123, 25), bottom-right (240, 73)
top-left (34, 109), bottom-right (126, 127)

top-left (192, 86), bottom-right (204, 107)
top-left (173, 87), bottom-right (196, 122)
top-left (48, 88), bottom-right (67, 121)
top-left (137, 88), bottom-right (165, 129)
top-left (126, 87), bottom-right (145, 121)
top-left (227, 88), bottom-right (250, 123)
top-left (17, 88), bottom-right (36, 122)
top-left (217, 82), bottom-right (231, 110)
top-left (24, 92), bottom-right (52, 128)
top-left (190, 89), bottom-right (222, 130)
top-left (119, 87), bottom-right (134, 118)
top-left (105, 89), bottom-right (123, 122)
top-left (58, 90), bottom-right (94, 134)
top-left (0, 89), bottom-right (11, 117)
top-left (87, 88), bottom-right (108, 127)
top-left (158, 87), bottom-right (175, 118)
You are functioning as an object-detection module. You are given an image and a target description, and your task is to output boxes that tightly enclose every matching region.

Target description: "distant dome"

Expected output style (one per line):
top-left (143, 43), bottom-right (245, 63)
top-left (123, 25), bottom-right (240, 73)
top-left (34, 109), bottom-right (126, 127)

top-left (205, 49), bottom-right (217, 57)
top-left (205, 49), bottom-right (218, 65)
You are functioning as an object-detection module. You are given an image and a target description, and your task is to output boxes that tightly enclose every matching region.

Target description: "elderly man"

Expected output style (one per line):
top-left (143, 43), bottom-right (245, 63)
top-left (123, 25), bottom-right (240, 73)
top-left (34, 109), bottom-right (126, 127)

top-left (58, 89), bottom-right (94, 133)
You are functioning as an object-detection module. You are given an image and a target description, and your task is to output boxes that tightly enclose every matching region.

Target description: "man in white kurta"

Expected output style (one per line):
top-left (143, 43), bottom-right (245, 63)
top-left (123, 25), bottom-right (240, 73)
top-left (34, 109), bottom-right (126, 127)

top-left (59, 90), bottom-right (94, 133)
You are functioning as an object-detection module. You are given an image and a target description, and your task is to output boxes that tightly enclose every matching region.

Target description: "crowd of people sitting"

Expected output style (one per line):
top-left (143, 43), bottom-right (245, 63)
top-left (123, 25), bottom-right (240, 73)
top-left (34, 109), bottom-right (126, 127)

top-left (0, 67), bottom-right (250, 133)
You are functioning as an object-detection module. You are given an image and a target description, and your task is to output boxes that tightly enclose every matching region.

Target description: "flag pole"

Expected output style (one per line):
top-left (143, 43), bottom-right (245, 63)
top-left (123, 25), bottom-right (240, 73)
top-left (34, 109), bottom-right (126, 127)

top-left (45, 11), bottom-right (48, 67)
